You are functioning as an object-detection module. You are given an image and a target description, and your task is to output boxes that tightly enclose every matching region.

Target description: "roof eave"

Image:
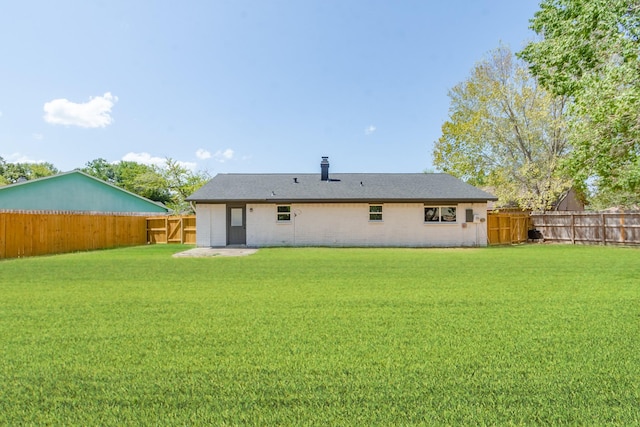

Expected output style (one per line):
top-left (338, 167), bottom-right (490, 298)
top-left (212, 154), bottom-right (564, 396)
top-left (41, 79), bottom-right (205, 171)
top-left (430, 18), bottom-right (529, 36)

top-left (189, 197), bottom-right (497, 204)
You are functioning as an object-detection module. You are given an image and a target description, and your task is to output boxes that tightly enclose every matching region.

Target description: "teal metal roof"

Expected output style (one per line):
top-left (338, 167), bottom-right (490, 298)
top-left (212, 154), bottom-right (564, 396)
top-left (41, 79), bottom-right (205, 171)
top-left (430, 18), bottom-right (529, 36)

top-left (0, 170), bottom-right (169, 213)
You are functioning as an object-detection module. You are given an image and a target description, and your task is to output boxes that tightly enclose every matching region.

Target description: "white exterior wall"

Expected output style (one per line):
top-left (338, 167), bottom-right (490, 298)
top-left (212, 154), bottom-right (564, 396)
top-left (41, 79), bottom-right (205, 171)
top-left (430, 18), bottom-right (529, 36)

top-left (245, 202), bottom-right (489, 247)
top-left (195, 203), bottom-right (226, 247)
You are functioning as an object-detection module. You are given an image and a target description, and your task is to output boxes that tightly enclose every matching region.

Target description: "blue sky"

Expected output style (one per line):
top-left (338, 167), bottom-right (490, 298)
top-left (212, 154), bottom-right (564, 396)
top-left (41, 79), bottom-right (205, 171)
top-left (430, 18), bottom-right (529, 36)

top-left (0, 1), bottom-right (540, 175)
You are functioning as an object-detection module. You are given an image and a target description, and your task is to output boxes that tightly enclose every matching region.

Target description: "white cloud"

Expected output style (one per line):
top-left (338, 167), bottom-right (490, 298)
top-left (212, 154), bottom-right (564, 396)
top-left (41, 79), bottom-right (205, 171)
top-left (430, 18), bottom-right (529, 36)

top-left (365, 125), bottom-right (377, 135)
top-left (177, 160), bottom-right (197, 171)
top-left (32, 133), bottom-right (44, 140)
top-left (43, 92), bottom-right (118, 128)
top-left (3, 152), bottom-right (46, 164)
top-left (121, 152), bottom-right (197, 171)
top-left (122, 152), bottom-right (166, 167)
top-left (214, 148), bottom-right (234, 162)
top-left (196, 149), bottom-right (211, 160)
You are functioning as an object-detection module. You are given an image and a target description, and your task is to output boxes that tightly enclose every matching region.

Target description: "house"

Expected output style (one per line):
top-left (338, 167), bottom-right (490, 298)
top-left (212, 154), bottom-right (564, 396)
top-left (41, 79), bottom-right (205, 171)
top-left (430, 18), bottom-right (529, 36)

top-left (186, 157), bottom-right (497, 247)
top-left (0, 170), bottom-right (169, 214)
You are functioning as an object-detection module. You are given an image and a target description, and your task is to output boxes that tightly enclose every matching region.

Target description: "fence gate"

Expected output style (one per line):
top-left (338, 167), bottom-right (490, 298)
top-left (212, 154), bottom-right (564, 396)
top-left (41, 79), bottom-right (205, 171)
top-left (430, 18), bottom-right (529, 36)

top-left (146, 215), bottom-right (196, 244)
top-left (167, 217), bottom-right (182, 243)
top-left (487, 212), bottom-right (531, 245)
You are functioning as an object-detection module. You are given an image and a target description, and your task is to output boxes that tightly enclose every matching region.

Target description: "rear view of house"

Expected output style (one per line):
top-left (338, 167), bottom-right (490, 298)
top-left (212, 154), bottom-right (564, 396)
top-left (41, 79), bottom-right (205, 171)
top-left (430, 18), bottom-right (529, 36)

top-left (187, 157), bottom-right (497, 247)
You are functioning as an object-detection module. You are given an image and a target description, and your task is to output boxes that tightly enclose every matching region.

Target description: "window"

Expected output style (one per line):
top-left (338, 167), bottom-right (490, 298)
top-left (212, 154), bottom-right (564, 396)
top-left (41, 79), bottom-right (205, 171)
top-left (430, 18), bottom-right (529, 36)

top-left (424, 206), bottom-right (457, 223)
top-left (369, 205), bottom-right (383, 221)
top-left (230, 208), bottom-right (243, 226)
top-left (277, 205), bottom-right (291, 222)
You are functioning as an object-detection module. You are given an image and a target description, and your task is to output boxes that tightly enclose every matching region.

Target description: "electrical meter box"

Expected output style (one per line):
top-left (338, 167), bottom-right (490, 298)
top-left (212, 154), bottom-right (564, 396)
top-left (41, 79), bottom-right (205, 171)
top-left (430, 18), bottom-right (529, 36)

top-left (465, 209), bottom-right (474, 222)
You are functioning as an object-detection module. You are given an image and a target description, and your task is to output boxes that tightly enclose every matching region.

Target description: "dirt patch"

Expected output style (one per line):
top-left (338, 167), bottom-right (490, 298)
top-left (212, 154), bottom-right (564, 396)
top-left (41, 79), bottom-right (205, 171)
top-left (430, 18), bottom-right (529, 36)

top-left (172, 247), bottom-right (258, 258)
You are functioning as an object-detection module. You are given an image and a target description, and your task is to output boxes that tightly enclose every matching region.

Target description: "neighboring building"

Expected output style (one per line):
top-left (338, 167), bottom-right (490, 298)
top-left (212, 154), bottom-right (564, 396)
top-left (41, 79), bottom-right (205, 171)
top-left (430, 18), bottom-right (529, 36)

top-left (186, 157), bottom-right (497, 247)
top-left (0, 170), bottom-right (169, 214)
top-left (552, 188), bottom-right (585, 211)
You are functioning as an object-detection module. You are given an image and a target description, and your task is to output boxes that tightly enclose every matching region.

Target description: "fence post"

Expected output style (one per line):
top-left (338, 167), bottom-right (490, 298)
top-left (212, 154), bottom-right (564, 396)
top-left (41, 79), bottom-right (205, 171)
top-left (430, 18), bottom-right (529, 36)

top-left (571, 213), bottom-right (575, 245)
top-left (601, 213), bottom-right (606, 245)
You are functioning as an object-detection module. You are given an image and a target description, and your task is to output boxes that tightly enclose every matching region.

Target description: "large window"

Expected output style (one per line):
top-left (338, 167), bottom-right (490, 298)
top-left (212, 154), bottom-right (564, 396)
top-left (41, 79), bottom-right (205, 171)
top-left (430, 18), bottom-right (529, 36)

top-left (424, 206), bottom-right (457, 223)
top-left (369, 205), bottom-right (383, 221)
top-left (277, 205), bottom-right (291, 222)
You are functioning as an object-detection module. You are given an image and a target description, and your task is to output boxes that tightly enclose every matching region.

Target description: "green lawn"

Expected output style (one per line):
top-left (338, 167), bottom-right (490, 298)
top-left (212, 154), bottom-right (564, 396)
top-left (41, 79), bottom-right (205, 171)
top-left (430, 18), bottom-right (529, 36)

top-left (0, 245), bottom-right (638, 425)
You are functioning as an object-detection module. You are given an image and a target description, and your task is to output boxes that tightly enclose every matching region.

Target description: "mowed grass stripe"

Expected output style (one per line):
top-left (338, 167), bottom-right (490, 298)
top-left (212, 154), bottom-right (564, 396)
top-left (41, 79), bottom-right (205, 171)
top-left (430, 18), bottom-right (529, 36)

top-left (0, 245), bottom-right (638, 425)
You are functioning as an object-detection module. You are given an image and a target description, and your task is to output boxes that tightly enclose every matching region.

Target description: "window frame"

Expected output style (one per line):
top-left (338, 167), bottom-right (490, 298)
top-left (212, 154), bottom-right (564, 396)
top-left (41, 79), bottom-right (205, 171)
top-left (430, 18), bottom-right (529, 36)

top-left (424, 205), bottom-right (457, 223)
top-left (276, 205), bottom-right (291, 222)
top-left (369, 204), bottom-right (383, 222)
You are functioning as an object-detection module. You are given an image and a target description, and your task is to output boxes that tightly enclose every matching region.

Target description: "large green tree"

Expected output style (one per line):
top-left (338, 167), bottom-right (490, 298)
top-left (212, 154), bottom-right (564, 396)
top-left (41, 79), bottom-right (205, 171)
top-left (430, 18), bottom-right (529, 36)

top-left (433, 46), bottom-right (572, 210)
top-left (0, 156), bottom-right (59, 185)
top-left (519, 0), bottom-right (640, 208)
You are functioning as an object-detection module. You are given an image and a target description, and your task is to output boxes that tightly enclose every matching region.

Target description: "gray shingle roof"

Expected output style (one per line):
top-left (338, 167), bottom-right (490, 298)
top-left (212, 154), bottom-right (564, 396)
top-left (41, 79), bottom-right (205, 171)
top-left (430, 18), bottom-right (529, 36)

top-left (187, 173), bottom-right (497, 203)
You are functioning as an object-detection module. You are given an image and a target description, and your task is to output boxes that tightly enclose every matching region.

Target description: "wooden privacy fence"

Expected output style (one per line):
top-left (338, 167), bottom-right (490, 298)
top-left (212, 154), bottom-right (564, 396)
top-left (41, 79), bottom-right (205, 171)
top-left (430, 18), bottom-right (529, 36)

top-left (487, 211), bottom-right (531, 245)
top-left (146, 215), bottom-right (196, 244)
top-left (0, 211), bottom-right (148, 259)
top-left (531, 211), bottom-right (640, 245)
top-left (0, 212), bottom-right (197, 260)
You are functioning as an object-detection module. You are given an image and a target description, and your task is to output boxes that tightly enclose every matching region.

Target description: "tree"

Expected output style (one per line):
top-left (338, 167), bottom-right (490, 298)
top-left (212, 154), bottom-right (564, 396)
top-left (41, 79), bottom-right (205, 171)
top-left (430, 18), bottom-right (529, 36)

top-left (433, 45), bottom-right (572, 210)
top-left (113, 161), bottom-right (172, 204)
top-left (0, 157), bottom-right (59, 184)
top-left (519, 0), bottom-right (640, 207)
top-left (0, 157), bottom-right (7, 185)
top-left (83, 158), bottom-right (117, 184)
top-left (160, 158), bottom-right (210, 213)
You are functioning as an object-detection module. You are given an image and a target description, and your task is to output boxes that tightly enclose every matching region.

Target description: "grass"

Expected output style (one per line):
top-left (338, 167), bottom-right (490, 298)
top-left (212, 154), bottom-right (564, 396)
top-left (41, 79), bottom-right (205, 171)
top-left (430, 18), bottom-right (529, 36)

top-left (0, 244), bottom-right (638, 425)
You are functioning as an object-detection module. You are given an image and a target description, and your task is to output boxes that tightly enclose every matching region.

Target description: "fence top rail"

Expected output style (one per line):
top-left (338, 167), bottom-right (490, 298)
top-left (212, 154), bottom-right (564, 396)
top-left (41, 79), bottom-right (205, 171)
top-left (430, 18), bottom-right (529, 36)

top-left (0, 209), bottom-right (162, 216)
top-left (147, 215), bottom-right (195, 220)
top-left (531, 210), bottom-right (640, 216)
top-left (488, 213), bottom-right (531, 217)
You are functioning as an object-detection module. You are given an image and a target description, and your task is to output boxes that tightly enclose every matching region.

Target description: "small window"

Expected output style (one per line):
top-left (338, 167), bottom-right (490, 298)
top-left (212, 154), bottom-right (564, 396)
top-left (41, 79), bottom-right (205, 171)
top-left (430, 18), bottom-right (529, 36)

top-left (424, 206), bottom-right (457, 223)
top-left (231, 208), bottom-right (243, 226)
top-left (369, 205), bottom-right (383, 221)
top-left (277, 205), bottom-right (291, 222)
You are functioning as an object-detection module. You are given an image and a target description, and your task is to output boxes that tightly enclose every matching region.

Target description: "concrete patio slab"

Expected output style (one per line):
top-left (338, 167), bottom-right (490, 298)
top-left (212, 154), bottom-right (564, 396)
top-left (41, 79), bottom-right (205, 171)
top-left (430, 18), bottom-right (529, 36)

top-left (172, 247), bottom-right (258, 258)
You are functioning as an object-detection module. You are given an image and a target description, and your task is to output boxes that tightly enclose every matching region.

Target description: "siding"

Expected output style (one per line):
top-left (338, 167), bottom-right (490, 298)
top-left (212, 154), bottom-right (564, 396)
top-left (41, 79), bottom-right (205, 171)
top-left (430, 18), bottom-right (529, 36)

top-left (205, 202), bottom-right (489, 247)
top-left (0, 172), bottom-right (168, 213)
top-left (195, 203), bottom-right (226, 247)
